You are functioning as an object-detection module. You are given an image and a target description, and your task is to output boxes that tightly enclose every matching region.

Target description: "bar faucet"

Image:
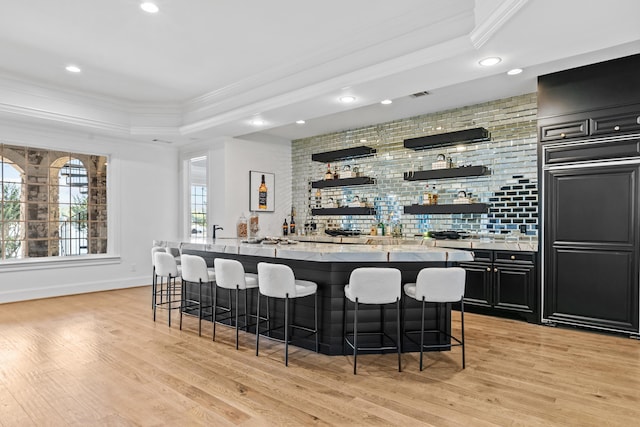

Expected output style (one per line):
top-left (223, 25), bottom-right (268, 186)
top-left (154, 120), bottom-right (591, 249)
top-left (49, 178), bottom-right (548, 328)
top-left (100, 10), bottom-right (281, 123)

top-left (212, 224), bottom-right (223, 239)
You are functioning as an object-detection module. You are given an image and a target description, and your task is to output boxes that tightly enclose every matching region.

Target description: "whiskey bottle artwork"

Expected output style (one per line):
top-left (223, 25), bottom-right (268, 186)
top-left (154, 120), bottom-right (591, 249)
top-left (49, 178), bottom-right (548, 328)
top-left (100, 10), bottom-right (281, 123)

top-left (258, 174), bottom-right (268, 210)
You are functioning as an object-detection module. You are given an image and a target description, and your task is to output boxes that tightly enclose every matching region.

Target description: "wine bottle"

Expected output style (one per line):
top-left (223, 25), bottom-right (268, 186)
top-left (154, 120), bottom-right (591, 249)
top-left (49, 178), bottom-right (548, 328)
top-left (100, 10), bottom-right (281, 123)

top-left (324, 164), bottom-right (333, 180)
top-left (282, 218), bottom-right (288, 236)
top-left (258, 174), bottom-right (268, 210)
top-left (289, 207), bottom-right (296, 234)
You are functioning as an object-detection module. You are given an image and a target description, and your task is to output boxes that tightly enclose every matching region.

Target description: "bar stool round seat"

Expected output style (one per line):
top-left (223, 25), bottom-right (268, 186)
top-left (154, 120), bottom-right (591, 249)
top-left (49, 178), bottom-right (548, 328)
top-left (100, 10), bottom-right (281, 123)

top-left (403, 267), bottom-right (466, 371)
top-left (256, 262), bottom-right (319, 366)
top-left (180, 254), bottom-right (216, 337)
top-left (213, 258), bottom-right (259, 349)
top-left (343, 267), bottom-right (402, 374)
top-left (153, 251), bottom-right (182, 327)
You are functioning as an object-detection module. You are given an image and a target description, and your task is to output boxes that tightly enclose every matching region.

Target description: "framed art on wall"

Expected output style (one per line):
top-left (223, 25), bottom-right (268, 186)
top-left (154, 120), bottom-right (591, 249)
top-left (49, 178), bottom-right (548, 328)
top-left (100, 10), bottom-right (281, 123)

top-left (249, 171), bottom-right (275, 212)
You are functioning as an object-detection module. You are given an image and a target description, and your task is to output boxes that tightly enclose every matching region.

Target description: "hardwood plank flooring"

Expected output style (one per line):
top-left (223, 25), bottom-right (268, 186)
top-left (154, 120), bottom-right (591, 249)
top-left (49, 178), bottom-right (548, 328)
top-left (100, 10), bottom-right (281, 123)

top-left (1, 286), bottom-right (639, 426)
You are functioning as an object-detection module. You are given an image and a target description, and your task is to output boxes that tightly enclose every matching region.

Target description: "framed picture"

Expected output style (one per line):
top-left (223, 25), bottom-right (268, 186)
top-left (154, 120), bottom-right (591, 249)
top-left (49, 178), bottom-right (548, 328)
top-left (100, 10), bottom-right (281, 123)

top-left (249, 171), bottom-right (275, 212)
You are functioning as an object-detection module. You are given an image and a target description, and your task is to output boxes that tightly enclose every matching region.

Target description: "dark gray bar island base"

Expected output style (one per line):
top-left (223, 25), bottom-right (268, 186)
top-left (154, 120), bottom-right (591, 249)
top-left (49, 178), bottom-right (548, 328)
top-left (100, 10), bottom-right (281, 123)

top-left (181, 249), bottom-right (454, 356)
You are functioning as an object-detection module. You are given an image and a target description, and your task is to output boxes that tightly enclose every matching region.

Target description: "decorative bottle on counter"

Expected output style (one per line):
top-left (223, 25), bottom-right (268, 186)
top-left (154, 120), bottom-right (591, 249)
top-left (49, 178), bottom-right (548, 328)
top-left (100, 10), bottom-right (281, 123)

top-left (333, 165), bottom-right (339, 180)
top-left (237, 213), bottom-right (248, 238)
top-left (282, 218), bottom-right (288, 236)
top-left (258, 174), bottom-right (268, 210)
top-left (324, 164), bottom-right (333, 180)
top-left (289, 207), bottom-right (296, 235)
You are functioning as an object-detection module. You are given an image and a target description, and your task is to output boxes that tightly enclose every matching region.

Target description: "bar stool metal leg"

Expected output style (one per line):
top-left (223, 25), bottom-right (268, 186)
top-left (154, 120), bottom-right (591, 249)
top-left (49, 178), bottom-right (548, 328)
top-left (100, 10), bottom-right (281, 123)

top-left (353, 299), bottom-right (358, 375)
top-left (397, 298), bottom-right (402, 372)
top-left (284, 294), bottom-right (289, 367)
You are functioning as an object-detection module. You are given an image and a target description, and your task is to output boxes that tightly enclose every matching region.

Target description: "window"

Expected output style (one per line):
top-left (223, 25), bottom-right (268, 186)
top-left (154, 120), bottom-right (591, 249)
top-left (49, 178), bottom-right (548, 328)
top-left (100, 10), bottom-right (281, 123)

top-left (189, 156), bottom-right (207, 237)
top-left (0, 144), bottom-right (107, 260)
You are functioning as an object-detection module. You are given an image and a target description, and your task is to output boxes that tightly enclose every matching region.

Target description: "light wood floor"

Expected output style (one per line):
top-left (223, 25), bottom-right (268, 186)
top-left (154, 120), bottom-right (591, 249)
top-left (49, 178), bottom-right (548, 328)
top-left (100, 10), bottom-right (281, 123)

top-left (1, 286), bottom-right (639, 426)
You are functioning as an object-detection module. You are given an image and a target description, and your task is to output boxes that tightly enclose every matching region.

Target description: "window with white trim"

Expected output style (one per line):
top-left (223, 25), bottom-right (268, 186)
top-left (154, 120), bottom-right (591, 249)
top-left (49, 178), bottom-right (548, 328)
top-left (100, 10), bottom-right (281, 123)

top-left (0, 144), bottom-right (107, 260)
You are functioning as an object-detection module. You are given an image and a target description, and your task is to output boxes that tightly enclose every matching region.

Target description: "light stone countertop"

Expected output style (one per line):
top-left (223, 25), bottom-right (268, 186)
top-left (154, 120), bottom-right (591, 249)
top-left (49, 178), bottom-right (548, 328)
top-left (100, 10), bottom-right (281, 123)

top-left (156, 237), bottom-right (473, 263)
top-left (289, 235), bottom-right (538, 252)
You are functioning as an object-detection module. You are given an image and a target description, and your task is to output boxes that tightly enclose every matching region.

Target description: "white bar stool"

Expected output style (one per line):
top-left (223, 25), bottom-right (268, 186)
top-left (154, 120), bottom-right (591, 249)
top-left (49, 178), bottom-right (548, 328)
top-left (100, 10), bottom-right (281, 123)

top-left (256, 262), bottom-right (319, 366)
top-left (403, 267), bottom-right (466, 370)
top-left (213, 258), bottom-right (259, 349)
top-left (180, 254), bottom-right (216, 337)
top-left (153, 251), bottom-right (182, 327)
top-left (151, 246), bottom-right (165, 309)
top-left (343, 267), bottom-right (402, 374)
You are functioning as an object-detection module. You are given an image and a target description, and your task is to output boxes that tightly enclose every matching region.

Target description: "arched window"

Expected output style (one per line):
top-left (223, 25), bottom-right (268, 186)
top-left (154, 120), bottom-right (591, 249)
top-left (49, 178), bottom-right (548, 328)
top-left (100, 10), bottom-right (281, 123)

top-left (1, 143), bottom-right (107, 261)
top-left (1, 157), bottom-right (25, 259)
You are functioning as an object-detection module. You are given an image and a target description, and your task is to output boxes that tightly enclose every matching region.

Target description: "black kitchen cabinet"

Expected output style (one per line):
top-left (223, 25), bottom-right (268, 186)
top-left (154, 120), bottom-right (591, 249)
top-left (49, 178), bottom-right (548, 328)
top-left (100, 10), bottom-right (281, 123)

top-left (458, 250), bottom-right (537, 323)
top-left (542, 165), bottom-right (639, 333)
top-left (538, 53), bottom-right (640, 337)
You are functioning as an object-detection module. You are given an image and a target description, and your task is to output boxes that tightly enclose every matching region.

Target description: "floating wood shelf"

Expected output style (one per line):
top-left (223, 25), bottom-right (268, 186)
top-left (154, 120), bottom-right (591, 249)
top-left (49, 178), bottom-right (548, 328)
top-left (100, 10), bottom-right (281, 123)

top-left (311, 146), bottom-right (376, 163)
top-left (311, 207), bottom-right (376, 216)
top-left (403, 203), bottom-right (490, 215)
top-left (404, 127), bottom-right (490, 150)
top-left (403, 166), bottom-right (488, 181)
top-left (312, 176), bottom-right (376, 188)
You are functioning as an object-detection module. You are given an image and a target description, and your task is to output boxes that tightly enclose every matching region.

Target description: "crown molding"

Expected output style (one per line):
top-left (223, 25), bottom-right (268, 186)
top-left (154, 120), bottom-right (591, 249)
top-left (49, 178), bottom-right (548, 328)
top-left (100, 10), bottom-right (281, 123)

top-left (180, 34), bottom-right (474, 135)
top-left (0, 102), bottom-right (129, 134)
top-left (470, 0), bottom-right (529, 49)
top-left (184, 8), bottom-right (474, 116)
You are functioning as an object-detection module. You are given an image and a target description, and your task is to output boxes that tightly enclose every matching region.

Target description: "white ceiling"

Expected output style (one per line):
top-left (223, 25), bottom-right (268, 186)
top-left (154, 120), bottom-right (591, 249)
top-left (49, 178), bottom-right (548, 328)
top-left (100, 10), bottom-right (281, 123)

top-left (0, 0), bottom-right (639, 145)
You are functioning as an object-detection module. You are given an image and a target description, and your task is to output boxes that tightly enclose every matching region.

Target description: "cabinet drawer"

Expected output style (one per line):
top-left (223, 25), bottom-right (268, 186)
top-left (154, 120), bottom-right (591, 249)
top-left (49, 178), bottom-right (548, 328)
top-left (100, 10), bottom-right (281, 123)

top-left (591, 112), bottom-right (640, 135)
top-left (469, 249), bottom-right (492, 262)
top-left (543, 138), bottom-right (640, 164)
top-left (540, 120), bottom-right (589, 142)
top-left (494, 251), bottom-right (535, 264)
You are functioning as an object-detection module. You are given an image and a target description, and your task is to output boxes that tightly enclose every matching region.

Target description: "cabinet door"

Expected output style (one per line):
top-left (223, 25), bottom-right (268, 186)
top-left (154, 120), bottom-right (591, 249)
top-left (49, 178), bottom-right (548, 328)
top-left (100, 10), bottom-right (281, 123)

top-left (543, 164), bottom-right (640, 332)
top-left (493, 263), bottom-right (536, 313)
top-left (459, 262), bottom-right (492, 307)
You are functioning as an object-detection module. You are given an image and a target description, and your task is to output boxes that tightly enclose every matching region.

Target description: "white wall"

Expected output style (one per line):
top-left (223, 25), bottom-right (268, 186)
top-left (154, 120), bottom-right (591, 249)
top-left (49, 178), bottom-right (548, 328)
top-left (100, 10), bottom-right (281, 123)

top-left (0, 120), bottom-right (179, 303)
top-left (181, 136), bottom-right (292, 239)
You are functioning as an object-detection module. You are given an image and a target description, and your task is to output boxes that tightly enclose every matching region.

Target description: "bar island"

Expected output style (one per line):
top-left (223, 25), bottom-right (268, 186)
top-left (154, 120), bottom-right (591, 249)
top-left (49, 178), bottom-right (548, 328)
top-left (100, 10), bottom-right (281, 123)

top-left (158, 238), bottom-right (474, 355)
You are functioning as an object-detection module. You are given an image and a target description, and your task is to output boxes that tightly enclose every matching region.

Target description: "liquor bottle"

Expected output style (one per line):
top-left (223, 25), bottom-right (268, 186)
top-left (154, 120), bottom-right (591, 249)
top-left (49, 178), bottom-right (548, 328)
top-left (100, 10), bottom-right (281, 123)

top-left (315, 188), bottom-right (322, 208)
top-left (282, 218), bottom-right (288, 236)
top-left (324, 164), bottom-right (333, 180)
top-left (289, 207), bottom-right (296, 234)
top-left (431, 185), bottom-right (439, 205)
top-left (258, 174), bottom-right (268, 210)
top-left (333, 165), bottom-right (339, 180)
top-left (423, 185), bottom-right (431, 205)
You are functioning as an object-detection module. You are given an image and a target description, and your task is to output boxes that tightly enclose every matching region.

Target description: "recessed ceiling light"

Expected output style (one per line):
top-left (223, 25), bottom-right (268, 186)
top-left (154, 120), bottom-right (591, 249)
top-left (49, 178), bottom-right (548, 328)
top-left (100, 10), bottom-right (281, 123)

top-left (381, 99), bottom-right (393, 105)
top-left (479, 57), bottom-right (502, 67)
top-left (339, 95), bottom-right (356, 103)
top-left (507, 68), bottom-right (523, 76)
top-left (65, 65), bottom-right (81, 73)
top-left (360, 139), bottom-right (367, 143)
top-left (251, 119), bottom-right (265, 126)
top-left (140, 2), bottom-right (159, 13)
top-left (295, 120), bottom-right (305, 125)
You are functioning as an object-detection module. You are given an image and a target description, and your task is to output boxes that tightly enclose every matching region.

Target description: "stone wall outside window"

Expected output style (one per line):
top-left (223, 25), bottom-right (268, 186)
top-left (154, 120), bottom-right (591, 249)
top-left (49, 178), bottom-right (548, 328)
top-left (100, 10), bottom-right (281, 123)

top-left (0, 143), bottom-right (107, 259)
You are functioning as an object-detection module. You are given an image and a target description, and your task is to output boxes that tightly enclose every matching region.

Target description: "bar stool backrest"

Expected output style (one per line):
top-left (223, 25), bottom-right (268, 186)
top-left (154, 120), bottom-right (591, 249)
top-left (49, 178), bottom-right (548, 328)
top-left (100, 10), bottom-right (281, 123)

top-left (214, 258), bottom-right (249, 290)
top-left (257, 262), bottom-right (296, 298)
top-left (180, 254), bottom-right (209, 283)
top-left (151, 246), bottom-right (165, 267)
top-left (415, 267), bottom-right (465, 303)
top-left (155, 251), bottom-right (178, 277)
top-left (349, 267), bottom-right (401, 304)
